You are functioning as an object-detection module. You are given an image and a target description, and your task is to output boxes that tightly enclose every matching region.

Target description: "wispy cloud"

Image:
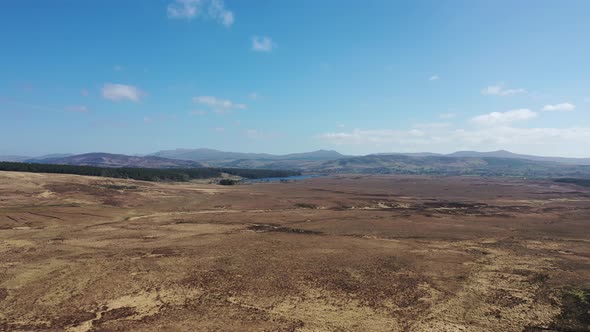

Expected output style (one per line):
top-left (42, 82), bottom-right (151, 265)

top-left (189, 110), bottom-right (207, 115)
top-left (167, 0), bottom-right (200, 19)
top-left (471, 109), bottom-right (537, 126)
top-left (167, 0), bottom-right (234, 27)
top-left (439, 112), bottom-right (456, 119)
top-left (319, 126), bottom-right (590, 155)
top-left (542, 102), bottom-right (576, 112)
top-left (80, 89), bottom-right (90, 97)
top-left (413, 122), bottom-right (451, 129)
top-left (208, 0), bottom-right (234, 27)
top-left (193, 96), bottom-right (246, 114)
top-left (248, 92), bottom-right (261, 100)
top-left (319, 119), bottom-right (590, 157)
top-left (429, 75), bottom-right (440, 81)
top-left (102, 83), bottom-right (144, 102)
top-left (245, 129), bottom-right (263, 139)
top-left (65, 105), bottom-right (89, 113)
top-left (252, 36), bottom-right (275, 52)
top-left (481, 84), bottom-right (526, 96)
top-left (245, 129), bottom-right (280, 140)
top-left (0, 99), bottom-right (62, 113)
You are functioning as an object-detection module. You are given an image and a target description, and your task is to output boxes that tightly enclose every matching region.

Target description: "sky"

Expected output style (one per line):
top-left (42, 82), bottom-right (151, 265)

top-left (1, 0), bottom-right (590, 157)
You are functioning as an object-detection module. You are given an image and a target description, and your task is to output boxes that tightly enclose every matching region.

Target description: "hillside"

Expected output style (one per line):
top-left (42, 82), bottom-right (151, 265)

top-left (445, 150), bottom-right (590, 165)
top-left (150, 148), bottom-right (346, 162)
top-left (32, 153), bottom-right (204, 168)
top-left (0, 162), bottom-right (300, 182)
top-left (375, 150), bottom-right (590, 166)
top-left (314, 154), bottom-right (590, 177)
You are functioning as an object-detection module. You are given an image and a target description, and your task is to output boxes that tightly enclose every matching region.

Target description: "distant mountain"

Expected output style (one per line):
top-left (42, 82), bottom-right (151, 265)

top-left (375, 150), bottom-right (590, 166)
top-left (278, 150), bottom-right (346, 160)
top-left (151, 148), bottom-right (275, 161)
top-left (314, 154), bottom-right (590, 177)
top-left (6, 149), bottom-right (590, 174)
top-left (32, 153), bottom-right (203, 168)
top-left (374, 152), bottom-right (442, 157)
top-left (25, 153), bottom-right (74, 163)
top-left (0, 155), bottom-right (31, 162)
top-left (444, 150), bottom-right (590, 165)
top-left (150, 148), bottom-right (346, 162)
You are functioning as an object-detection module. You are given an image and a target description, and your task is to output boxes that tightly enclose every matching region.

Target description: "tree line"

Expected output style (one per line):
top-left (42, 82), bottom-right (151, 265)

top-left (0, 162), bottom-right (300, 182)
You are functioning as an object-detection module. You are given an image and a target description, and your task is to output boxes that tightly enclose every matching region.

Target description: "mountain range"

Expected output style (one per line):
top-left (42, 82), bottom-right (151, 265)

top-left (150, 148), bottom-right (346, 161)
top-left (1, 149), bottom-right (590, 177)
top-left (19, 153), bottom-right (203, 168)
top-left (374, 150), bottom-right (590, 166)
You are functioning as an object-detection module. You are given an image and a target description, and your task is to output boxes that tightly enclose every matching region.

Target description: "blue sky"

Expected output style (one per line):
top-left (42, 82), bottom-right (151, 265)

top-left (1, 0), bottom-right (590, 157)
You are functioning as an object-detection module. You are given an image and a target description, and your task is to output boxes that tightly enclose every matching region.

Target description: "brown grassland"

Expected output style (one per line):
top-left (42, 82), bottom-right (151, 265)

top-left (0, 171), bottom-right (589, 331)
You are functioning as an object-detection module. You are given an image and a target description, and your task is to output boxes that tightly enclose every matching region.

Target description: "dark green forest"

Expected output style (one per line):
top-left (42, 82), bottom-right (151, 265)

top-left (0, 162), bottom-right (300, 182)
top-left (554, 178), bottom-right (590, 187)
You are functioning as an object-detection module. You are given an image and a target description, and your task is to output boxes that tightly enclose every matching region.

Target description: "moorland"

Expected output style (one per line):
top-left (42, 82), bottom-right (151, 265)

top-left (1, 171), bottom-right (589, 331)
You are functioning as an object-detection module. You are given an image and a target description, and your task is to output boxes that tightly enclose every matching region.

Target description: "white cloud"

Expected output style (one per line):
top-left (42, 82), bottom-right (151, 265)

top-left (167, 0), bottom-right (202, 19)
top-left (193, 96), bottom-right (246, 114)
top-left (167, 0), bottom-right (233, 27)
top-left (252, 36), bottom-right (275, 52)
top-left (101, 84), bottom-right (143, 102)
top-left (318, 126), bottom-right (590, 157)
top-left (189, 110), bottom-right (207, 115)
top-left (481, 84), bottom-right (526, 96)
top-left (542, 102), bottom-right (576, 112)
top-left (471, 109), bottom-right (537, 126)
top-left (65, 105), bottom-right (89, 113)
top-left (213, 127), bottom-right (225, 133)
top-left (113, 65), bottom-right (124, 72)
top-left (248, 92), bottom-right (260, 100)
top-left (429, 75), bottom-right (440, 81)
top-left (208, 0), bottom-right (234, 27)
top-left (80, 89), bottom-right (89, 97)
top-left (413, 122), bottom-right (451, 129)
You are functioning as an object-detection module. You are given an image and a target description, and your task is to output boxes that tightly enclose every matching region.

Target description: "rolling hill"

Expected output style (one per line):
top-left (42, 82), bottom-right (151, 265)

top-left (150, 148), bottom-right (346, 162)
top-left (7, 149), bottom-right (590, 177)
top-left (30, 153), bottom-right (204, 168)
top-left (313, 154), bottom-right (590, 177)
top-left (376, 150), bottom-right (590, 166)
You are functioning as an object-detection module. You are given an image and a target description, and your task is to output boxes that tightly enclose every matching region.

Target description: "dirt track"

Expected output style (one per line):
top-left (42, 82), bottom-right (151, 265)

top-left (0, 172), bottom-right (589, 331)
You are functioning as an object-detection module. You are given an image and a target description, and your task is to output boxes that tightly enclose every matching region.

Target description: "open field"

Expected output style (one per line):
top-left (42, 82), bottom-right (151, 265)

top-left (0, 171), bottom-right (589, 331)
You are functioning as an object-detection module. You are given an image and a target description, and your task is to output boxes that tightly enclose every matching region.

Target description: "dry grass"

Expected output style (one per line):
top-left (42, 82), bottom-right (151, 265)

top-left (0, 172), bottom-right (589, 331)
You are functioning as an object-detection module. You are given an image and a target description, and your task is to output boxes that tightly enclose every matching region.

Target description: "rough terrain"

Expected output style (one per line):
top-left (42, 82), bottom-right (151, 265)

top-left (0, 171), bottom-right (589, 331)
